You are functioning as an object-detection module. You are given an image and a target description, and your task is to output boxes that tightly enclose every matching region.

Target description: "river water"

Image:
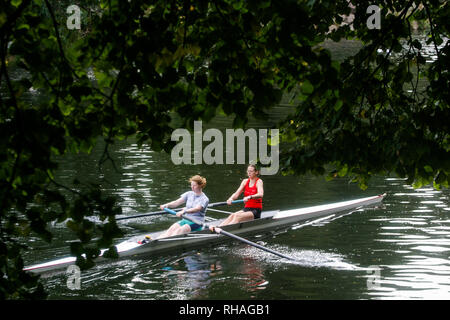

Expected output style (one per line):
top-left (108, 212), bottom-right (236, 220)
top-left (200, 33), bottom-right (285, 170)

top-left (14, 34), bottom-right (450, 300)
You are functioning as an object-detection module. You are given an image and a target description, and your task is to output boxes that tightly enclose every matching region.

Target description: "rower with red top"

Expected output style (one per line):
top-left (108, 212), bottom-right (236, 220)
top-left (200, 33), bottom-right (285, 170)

top-left (210, 164), bottom-right (264, 231)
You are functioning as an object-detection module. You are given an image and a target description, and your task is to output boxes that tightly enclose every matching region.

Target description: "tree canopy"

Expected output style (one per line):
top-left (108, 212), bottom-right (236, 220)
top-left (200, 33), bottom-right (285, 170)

top-left (0, 0), bottom-right (448, 298)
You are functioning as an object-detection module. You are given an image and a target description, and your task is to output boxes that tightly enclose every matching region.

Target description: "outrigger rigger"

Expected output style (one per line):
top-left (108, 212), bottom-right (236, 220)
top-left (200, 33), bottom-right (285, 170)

top-left (24, 194), bottom-right (386, 274)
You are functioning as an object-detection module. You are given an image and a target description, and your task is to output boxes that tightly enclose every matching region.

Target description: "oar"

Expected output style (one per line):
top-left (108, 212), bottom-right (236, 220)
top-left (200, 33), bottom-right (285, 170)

top-left (163, 207), bottom-right (297, 262)
top-left (117, 199), bottom-right (244, 221)
top-left (116, 209), bottom-right (181, 221)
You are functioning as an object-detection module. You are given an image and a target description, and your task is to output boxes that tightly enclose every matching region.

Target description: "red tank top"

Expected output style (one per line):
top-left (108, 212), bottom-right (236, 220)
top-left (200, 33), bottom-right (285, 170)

top-left (244, 178), bottom-right (262, 209)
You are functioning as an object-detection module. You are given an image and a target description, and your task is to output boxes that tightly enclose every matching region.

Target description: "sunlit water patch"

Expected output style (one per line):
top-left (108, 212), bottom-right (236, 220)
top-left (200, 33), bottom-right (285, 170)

top-left (364, 182), bottom-right (450, 299)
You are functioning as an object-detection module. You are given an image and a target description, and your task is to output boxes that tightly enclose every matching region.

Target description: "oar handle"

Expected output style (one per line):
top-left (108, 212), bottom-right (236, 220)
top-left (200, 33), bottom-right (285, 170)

top-left (164, 208), bottom-right (204, 226)
top-left (209, 199), bottom-right (244, 207)
top-left (116, 209), bottom-right (181, 221)
top-left (163, 207), bottom-right (204, 224)
top-left (163, 208), bottom-right (179, 215)
top-left (164, 200), bottom-right (244, 216)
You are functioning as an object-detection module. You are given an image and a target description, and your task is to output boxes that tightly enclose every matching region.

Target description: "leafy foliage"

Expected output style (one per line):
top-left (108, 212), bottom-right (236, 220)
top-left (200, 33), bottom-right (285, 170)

top-left (0, 0), bottom-right (448, 298)
top-left (279, 0), bottom-right (449, 190)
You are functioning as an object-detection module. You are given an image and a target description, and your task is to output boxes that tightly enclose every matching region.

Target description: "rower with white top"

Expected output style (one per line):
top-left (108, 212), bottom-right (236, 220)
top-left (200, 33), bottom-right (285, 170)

top-left (157, 175), bottom-right (209, 239)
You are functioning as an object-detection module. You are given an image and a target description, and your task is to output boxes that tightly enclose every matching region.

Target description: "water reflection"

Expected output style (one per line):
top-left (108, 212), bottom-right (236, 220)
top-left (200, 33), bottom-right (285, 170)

top-left (114, 144), bottom-right (157, 214)
top-left (365, 180), bottom-right (450, 299)
top-left (106, 253), bottom-right (222, 300)
top-left (158, 254), bottom-right (220, 299)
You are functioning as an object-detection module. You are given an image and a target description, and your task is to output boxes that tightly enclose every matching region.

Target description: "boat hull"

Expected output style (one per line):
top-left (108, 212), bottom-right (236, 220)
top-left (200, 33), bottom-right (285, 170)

top-left (24, 194), bottom-right (385, 274)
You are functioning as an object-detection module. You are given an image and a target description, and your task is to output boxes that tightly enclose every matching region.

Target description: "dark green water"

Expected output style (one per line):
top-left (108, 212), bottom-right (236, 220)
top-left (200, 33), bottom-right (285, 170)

top-left (13, 34), bottom-right (450, 300)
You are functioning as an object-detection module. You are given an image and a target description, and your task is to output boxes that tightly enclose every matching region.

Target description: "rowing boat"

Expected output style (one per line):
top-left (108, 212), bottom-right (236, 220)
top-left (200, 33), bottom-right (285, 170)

top-left (24, 193), bottom-right (386, 274)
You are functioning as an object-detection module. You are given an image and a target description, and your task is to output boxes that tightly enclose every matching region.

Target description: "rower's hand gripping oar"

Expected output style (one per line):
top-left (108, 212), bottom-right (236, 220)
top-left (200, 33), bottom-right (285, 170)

top-left (163, 207), bottom-right (297, 262)
top-left (117, 200), bottom-right (244, 221)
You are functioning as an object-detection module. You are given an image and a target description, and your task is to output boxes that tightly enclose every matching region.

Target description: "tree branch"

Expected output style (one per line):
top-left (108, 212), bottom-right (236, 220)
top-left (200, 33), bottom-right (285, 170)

top-left (423, 1), bottom-right (442, 78)
top-left (43, 0), bottom-right (69, 67)
top-left (342, 0), bottom-right (416, 82)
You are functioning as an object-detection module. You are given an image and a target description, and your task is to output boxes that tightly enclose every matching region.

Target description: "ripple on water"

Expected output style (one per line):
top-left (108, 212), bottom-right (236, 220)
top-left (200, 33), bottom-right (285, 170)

top-left (366, 183), bottom-right (450, 299)
top-left (215, 244), bottom-right (362, 271)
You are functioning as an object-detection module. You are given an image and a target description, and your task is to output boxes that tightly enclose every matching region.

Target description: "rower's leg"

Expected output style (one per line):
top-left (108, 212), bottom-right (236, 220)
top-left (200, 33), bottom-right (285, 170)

top-left (225, 211), bottom-right (243, 225)
top-left (233, 211), bottom-right (254, 223)
top-left (171, 224), bottom-right (191, 236)
top-left (156, 223), bottom-right (181, 239)
top-left (218, 213), bottom-right (237, 227)
top-left (219, 210), bottom-right (253, 226)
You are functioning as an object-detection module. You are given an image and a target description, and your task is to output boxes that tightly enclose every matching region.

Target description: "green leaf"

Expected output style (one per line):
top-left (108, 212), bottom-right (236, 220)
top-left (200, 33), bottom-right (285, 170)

top-left (11, 0), bottom-right (22, 8)
top-left (300, 80), bottom-right (314, 95)
top-left (334, 100), bottom-right (343, 111)
top-left (338, 164), bottom-right (348, 177)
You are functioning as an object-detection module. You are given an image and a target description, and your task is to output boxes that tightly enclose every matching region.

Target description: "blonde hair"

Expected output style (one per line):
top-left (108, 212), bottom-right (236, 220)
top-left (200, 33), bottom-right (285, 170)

top-left (189, 175), bottom-right (206, 188)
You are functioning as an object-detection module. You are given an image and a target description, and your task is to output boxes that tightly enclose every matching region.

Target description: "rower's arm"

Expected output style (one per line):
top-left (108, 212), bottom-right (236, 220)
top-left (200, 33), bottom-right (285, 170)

top-left (228, 179), bottom-right (247, 201)
top-left (251, 179), bottom-right (264, 199)
top-left (184, 205), bottom-right (203, 214)
top-left (162, 197), bottom-right (185, 209)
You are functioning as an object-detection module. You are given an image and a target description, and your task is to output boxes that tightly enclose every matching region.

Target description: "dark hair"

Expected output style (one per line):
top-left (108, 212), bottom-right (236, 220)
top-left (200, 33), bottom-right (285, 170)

top-left (247, 164), bottom-right (260, 172)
